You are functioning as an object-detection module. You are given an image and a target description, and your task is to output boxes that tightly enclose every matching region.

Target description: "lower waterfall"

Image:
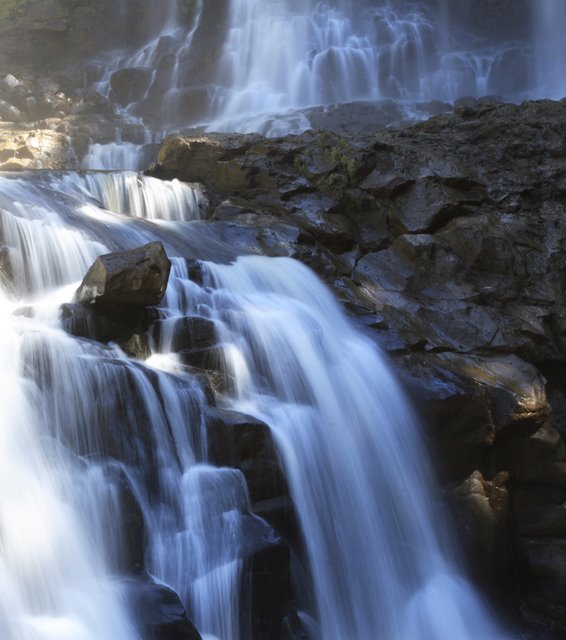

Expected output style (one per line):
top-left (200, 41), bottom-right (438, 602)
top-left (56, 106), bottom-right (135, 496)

top-left (0, 170), bottom-right (510, 638)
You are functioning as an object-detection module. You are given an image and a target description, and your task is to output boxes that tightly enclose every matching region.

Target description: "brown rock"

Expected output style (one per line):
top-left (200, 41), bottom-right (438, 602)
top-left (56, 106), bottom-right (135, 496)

top-left (75, 241), bottom-right (171, 307)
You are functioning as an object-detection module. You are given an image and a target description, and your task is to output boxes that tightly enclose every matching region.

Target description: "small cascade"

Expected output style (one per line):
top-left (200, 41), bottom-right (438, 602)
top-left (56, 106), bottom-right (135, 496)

top-left (81, 142), bottom-right (150, 172)
top-left (0, 186), bottom-right (138, 639)
top-left (48, 172), bottom-right (207, 222)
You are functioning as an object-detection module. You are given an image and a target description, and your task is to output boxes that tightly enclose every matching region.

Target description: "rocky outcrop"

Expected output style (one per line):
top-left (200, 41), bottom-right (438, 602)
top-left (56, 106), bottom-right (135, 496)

top-left (65, 242), bottom-right (171, 358)
top-left (152, 99), bottom-right (566, 634)
top-left (75, 241), bottom-right (171, 307)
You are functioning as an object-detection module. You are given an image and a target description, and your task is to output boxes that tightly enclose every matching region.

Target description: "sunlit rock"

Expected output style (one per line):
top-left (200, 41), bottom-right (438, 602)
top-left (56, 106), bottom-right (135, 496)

top-left (75, 241), bottom-right (172, 307)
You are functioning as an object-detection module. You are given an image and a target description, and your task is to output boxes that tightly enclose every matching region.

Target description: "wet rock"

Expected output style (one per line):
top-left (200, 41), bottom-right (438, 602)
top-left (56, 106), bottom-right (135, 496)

top-left (71, 91), bottom-right (113, 116)
top-left (0, 126), bottom-right (74, 170)
top-left (125, 579), bottom-right (202, 640)
top-left (448, 470), bottom-right (513, 592)
top-left (0, 73), bottom-right (24, 97)
top-left (0, 244), bottom-right (13, 291)
top-left (0, 99), bottom-right (24, 122)
top-left (400, 352), bottom-right (550, 481)
top-left (111, 67), bottom-right (153, 107)
top-left (153, 316), bottom-right (216, 353)
top-left (248, 541), bottom-right (293, 639)
top-left (206, 408), bottom-right (287, 503)
top-left (520, 539), bottom-right (566, 627)
top-left (75, 242), bottom-right (171, 307)
top-left (253, 496), bottom-right (302, 551)
top-left (60, 302), bottom-right (157, 357)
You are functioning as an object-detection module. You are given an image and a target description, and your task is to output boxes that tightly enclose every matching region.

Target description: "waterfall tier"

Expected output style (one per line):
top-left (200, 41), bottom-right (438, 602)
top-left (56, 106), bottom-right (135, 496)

top-left (79, 0), bottom-right (562, 137)
top-left (0, 169), bottom-right (510, 638)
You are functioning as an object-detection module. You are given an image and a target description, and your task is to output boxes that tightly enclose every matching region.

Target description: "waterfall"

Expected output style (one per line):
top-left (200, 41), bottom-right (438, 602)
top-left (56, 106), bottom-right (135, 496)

top-left (203, 256), bottom-right (508, 639)
top-left (0, 166), bottom-right (511, 638)
top-left (532, 0), bottom-right (566, 99)
top-left (79, 0), bottom-right (566, 141)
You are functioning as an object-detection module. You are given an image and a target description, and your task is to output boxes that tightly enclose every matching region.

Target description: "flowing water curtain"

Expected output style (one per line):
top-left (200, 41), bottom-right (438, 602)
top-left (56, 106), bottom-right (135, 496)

top-left (0, 172), bottom-right (269, 639)
top-left (80, 0), bottom-right (566, 138)
top-left (532, 0), bottom-right (566, 99)
top-left (202, 255), bottom-right (509, 639)
top-left (0, 183), bottom-right (139, 639)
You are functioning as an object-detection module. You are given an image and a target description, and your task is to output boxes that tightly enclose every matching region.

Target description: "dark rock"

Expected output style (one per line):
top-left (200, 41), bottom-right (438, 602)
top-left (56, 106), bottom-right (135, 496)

top-left (125, 579), bottom-right (202, 640)
top-left (71, 91), bottom-right (113, 115)
top-left (247, 542), bottom-right (293, 639)
top-left (75, 241), bottom-right (171, 307)
top-left (186, 259), bottom-right (204, 285)
top-left (111, 67), bottom-right (153, 107)
top-left (520, 538), bottom-right (566, 627)
top-left (253, 496), bottom-right (302, 551)
top-left (153, 316), bottom-right (216, 353)
top-left (119, 333), bottom-right (152, 360)
top-left (60, 302), bottom-right (157, 358)
top-left (454, 96), bottom-right (478, 109)
top-left (448, 470), bottom-right (514, 592)
top-left (206, 408), bottom-right (287, 503)
top-left (399, 352), bottom-right (550, 481)
top-left (179, 345), bottom-right (224, 371)
top-left (0, 244), bottom-right (13, 290)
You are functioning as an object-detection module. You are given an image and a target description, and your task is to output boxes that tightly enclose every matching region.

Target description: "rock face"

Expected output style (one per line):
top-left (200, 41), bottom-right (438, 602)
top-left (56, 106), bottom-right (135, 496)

top-left (75, 241), bottom-right (171, 307)
top-left (152, 99), bottom-right (566, 634)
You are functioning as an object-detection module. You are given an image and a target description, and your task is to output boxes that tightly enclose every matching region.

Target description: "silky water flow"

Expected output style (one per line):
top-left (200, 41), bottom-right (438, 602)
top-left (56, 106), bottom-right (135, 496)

top-left (0, 168), bottom-right (512, 638)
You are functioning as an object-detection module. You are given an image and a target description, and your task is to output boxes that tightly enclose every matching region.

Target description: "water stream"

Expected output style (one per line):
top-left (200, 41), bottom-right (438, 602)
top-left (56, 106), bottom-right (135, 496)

top-left (0, 162), bottom-right (511, 638)
top-left (82, 0), bottom-right (565, 142)
top-left (4, 0), bottom-right (565, 637)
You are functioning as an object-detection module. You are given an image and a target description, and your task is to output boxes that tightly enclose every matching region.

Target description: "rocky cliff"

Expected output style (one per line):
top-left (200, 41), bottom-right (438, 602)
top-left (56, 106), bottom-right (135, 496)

top-left (151, 98), bottom-right (566, 636)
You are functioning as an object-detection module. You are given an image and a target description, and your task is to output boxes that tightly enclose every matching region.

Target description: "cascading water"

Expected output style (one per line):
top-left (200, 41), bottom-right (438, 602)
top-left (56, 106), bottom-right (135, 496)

top-left (203, 256), bottom-right (509, 639)
top-left (532, 0), bottom-right (566, 100)
top-left (0, 163), bottom-right (512, 638)
top-left (6, 1), bottom-right (565, 637)
top-left (0, 173), bottom-right (272, 639)
top-left (80, 0), bottom-right (566, 141)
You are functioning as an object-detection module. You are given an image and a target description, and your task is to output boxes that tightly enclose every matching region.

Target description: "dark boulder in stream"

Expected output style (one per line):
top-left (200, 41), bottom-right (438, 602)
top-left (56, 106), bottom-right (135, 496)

top-left (75, 241), bottom-right (171, 307)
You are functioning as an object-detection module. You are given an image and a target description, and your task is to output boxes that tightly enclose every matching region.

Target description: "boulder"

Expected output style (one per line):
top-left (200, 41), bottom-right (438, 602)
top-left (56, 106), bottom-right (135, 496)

top-left (247, 542), bottom-right (293, 639)
top-left (75, 241), bottom-right (171, 307)
top-left (0, 98), bottom-right (23, 122)
top-left (0, 127), bottom-right (74, 170)
top-left (125, 579), bottom-right (202, 640)
top-left (398, 352), bottom-right (550, 482)
top-left (60, 302), bottom-right (157, 359)
top-left (153, 316), bottom-right (216, 353)
top-left (206, 408), bottom-right (288, 503)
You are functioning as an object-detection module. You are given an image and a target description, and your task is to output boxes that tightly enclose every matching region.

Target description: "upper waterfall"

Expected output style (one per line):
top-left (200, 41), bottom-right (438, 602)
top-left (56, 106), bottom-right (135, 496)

top-left (81, 0), bottom-right (563, 137)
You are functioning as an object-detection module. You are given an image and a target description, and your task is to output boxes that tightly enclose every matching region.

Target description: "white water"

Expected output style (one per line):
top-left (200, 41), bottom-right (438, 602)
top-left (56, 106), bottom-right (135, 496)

top-left (81, 142), bottom-right (148, 171)
top-left (0, 180), bottom-right (137, 639)
top-left (80, 0), bottom-right (566, 142)
top-left (49, 172), bottom-right (206, 222)
top-left (202, 256), bottom-right (508, 639)
top-left (0, 173), bottom-right (277, 639)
